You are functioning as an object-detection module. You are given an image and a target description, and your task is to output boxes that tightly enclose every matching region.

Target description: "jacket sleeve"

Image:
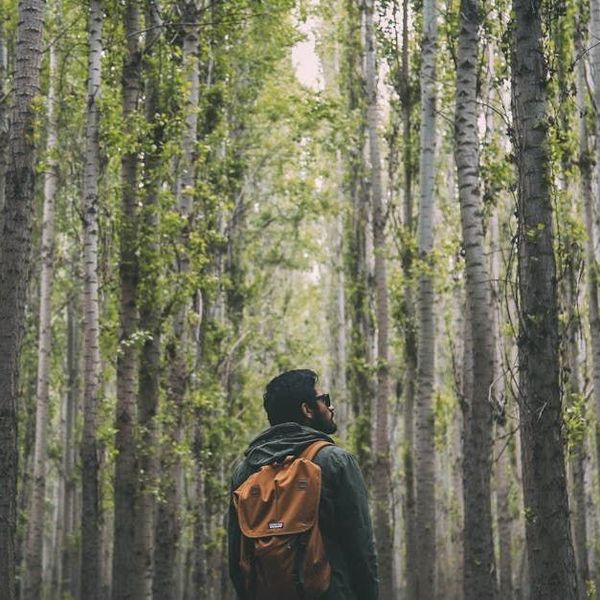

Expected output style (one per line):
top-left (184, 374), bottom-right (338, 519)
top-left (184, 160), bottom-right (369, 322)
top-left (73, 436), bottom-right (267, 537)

top-left (333, 450), bottom-right (379, 600)
top-left (228, 488), bottom-right (249, 600)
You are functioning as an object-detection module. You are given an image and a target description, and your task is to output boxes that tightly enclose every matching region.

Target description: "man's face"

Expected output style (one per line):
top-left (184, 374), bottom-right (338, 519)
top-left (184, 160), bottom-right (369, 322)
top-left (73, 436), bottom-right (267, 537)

top-left (307, 388), bottom-right (337, 434)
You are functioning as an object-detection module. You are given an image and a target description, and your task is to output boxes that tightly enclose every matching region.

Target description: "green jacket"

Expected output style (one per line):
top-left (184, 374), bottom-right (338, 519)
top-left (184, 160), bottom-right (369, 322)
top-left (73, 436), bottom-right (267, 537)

top-left (228, 423), bottom-right (379, 600)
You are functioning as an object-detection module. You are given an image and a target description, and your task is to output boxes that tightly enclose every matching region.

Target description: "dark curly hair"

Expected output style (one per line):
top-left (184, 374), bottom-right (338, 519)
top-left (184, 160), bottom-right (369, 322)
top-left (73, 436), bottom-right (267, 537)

top-left (263, 369), bottom-right (318, 426)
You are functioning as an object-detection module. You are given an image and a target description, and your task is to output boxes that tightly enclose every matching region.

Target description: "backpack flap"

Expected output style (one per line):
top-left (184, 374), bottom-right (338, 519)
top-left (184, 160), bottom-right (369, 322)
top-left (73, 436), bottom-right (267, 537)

top-left (234, 458), bottom-right (322, 537)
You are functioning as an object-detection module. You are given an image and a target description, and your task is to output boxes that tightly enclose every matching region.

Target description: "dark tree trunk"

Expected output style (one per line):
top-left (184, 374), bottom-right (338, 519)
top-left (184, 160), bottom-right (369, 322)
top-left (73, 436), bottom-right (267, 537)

top-left (113, 2), bottom-right (142, 599)
top-left (0, 2), bottom-right (45, 599)
top-left (511, 1), bottom-right (578, 598)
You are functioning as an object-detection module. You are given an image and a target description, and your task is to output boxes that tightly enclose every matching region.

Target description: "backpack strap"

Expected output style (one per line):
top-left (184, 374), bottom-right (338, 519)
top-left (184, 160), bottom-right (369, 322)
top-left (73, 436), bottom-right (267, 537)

top-left (299, 440), bottom-right (333, 462)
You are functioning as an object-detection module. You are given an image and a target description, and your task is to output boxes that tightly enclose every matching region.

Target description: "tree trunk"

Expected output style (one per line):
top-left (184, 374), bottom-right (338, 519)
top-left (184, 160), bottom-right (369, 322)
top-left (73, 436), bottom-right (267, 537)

top-left (23, 34), bottom-right (59, 600)
top-left (454, 1), bottom-right (496, 597)
top-left (343, 0), bottom-right (373, 470)
top-left (587, 0), bottom-right (600, 505)
top-left (154, 4), bottom-right (200, 598)
top-left (363, 0), bottom-right (393, 595)
top-left (132, 2), bottom-right (163, 598)
top-left (0, 13), bottom-right (7, 226)
top-left (574, 28), bottom-right (595, 594)
top-left (62, 293), bottom-right (80, 599)
top-left (415, 0), bottom-right (437, 597)
top-left (80, 2), bottom-right (103, 598)
top-left (489, 207), bottom-right (514, 600)
top-left (392, 0), bottom-right (418, 593)
top-left (511, 1), bottom-right (578, 597)
top-left (0, 2), bottom-right (45, 598)
top-left (112, 2), bottom-right (142, 599)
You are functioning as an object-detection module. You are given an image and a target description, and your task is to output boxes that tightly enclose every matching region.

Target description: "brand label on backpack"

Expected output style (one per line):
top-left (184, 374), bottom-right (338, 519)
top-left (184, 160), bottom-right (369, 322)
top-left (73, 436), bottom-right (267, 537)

top-left (268, 521), bottom-right (284, 530)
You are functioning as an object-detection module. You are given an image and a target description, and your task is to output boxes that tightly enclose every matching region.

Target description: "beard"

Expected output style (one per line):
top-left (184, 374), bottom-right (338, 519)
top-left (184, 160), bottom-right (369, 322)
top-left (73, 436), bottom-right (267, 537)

top-left (310, 411), bottom-right (337, 435)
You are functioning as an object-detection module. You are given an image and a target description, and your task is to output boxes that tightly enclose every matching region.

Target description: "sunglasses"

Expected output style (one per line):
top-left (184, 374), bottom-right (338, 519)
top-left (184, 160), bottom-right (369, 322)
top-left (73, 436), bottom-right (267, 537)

top-left (315, 393), bottom-right (332, 408)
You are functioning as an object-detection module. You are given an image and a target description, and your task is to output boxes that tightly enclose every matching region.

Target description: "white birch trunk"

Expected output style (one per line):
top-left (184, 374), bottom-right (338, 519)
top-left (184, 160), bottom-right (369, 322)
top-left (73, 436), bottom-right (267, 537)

top-left (454, 1), bottom-right (496, 597)
top-left (80, 2), bottom-right (103, 597)
top-left (23, 36), bottom-right (59, 600)
top-left (415, 0), bottom-right (437, 597)
top-left (363, 1), bottom-right (394, 596)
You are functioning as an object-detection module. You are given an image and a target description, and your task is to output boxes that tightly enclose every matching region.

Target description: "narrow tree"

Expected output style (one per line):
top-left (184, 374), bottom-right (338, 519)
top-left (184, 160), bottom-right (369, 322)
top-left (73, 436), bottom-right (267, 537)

top-left (81, 1), bottom-right (103, 598)
top-left (363, 0), bottom-right (393, 594)
top-left (343, 0), bottom-right (373, 468)
top-left (415, 0), bottom-right (437, 596)
top-left (113, 1), bottom-right (142, 598)
top-left (390, 0), bottom-right (418, 594)
top-left (454, 0), bottom-right (496, 597)
top-left (0, 12), bottom-right (7, 222)
top-left (0, 2), bottom-right (46, 598)
top-left (587, 0), bottom-right (600, 477)
top-left (23, 32), bottom-right (59, 600)
top-left (154, 3), bottom-right (200, 597)
top-left (133, 1), bottom-right (164, 598)
top-left (511, 0), bottom-right (578, 597)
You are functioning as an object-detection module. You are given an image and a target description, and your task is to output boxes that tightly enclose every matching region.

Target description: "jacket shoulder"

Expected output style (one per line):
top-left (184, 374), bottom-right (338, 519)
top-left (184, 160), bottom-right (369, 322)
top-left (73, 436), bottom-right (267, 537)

top-left (313, 444), bottom-right (361, 478)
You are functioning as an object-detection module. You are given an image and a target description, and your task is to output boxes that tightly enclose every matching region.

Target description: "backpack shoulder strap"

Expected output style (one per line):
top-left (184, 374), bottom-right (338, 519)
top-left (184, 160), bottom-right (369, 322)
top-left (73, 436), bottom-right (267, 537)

top-left (299, 440), bottom-right (334, 462)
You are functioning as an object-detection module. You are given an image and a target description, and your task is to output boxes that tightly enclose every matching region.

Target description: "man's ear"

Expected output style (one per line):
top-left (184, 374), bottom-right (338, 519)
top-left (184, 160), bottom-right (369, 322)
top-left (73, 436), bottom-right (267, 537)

top-left (300, 401), bottom-right (314, 421)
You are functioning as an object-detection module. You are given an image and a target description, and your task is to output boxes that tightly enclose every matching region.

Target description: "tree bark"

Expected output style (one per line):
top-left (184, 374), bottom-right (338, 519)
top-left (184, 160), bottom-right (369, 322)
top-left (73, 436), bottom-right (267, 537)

top-left (154, 3), bottom-right (200, 598)
top-left (23, 34), bottom-right (59, 600)
top-left (391, 0), bottom-right (418, 593)
top-left (113, 2), bottom-right (142, 599)
top-left (415, 0), bottom-right (437, 597)
top-left (587, 0), bottom-right (600, 499)
top-left (62, 292), bottom-right (80, 599)
top-left (574, 26), bottom-right (595, 594)
top-left (362, 0), bottom-right (394, 595)
top-left (0, 2), bottom-right (45, 598)
top-left (511, 1), bottom-right (578, 597)
top-left (454, 1), bottom-right (496, 597)
top-left (80, 2), bottom-right (103, 598)
top-left (0, 12), bottom-right (7, 227)
top-left (343, 0), bottom-right (374, 471)
top-left (132, 2), bottom-right (163, 598)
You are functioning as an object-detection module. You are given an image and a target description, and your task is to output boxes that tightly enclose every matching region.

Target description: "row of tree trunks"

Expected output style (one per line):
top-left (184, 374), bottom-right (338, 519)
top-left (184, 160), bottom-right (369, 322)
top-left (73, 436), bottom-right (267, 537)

top-left (415, 0), bottom-right (437, 597)
top-left (511, 1), bottom-right (578, 598)
top-left (0, 2), bottom-right (46, 598)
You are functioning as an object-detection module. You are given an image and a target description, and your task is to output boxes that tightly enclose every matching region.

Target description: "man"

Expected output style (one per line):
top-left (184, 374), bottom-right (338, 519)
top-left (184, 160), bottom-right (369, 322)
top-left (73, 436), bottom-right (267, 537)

top-left (228, 369), bottom-right (379, 600)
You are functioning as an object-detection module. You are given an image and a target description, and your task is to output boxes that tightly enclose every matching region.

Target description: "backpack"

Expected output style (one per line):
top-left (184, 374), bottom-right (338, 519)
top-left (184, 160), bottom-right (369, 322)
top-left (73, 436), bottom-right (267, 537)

top-left (233, 440), bottom-right (333, 600)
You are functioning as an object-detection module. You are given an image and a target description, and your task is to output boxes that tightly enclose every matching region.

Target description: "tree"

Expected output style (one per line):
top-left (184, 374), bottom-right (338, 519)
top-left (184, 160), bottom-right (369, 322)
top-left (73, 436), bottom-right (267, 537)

top-left (154, 3), bottom-right (201, 597)
top-left (81, 1), bottom-right (103, 598)
top-left (587, 0), bottom-right (600, 478)
top-left (454, 0), bottom-right (496, 597)
top-left (23, 25), bottom-right (59, 600)
top-left (511, 0), bottom-right (578, 597)
top-left (415, 0), bottom-right (437, 596)
top-left (0, 2), bottom-right (46, 598)
top-left (363, 0), bottom-right (394, 595)
top-left (113, 1), bottom-right (142, 598)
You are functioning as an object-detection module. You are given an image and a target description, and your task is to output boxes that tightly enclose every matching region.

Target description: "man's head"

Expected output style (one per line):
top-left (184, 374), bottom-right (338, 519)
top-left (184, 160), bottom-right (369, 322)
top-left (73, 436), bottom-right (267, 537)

top-left (263, 369), bottom-right (337, 434)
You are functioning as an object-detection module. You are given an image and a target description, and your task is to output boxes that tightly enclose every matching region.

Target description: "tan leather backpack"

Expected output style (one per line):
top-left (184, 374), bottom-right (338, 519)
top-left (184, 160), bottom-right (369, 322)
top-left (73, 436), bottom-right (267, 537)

top-left (233, 440), bottom-right (333, 600)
